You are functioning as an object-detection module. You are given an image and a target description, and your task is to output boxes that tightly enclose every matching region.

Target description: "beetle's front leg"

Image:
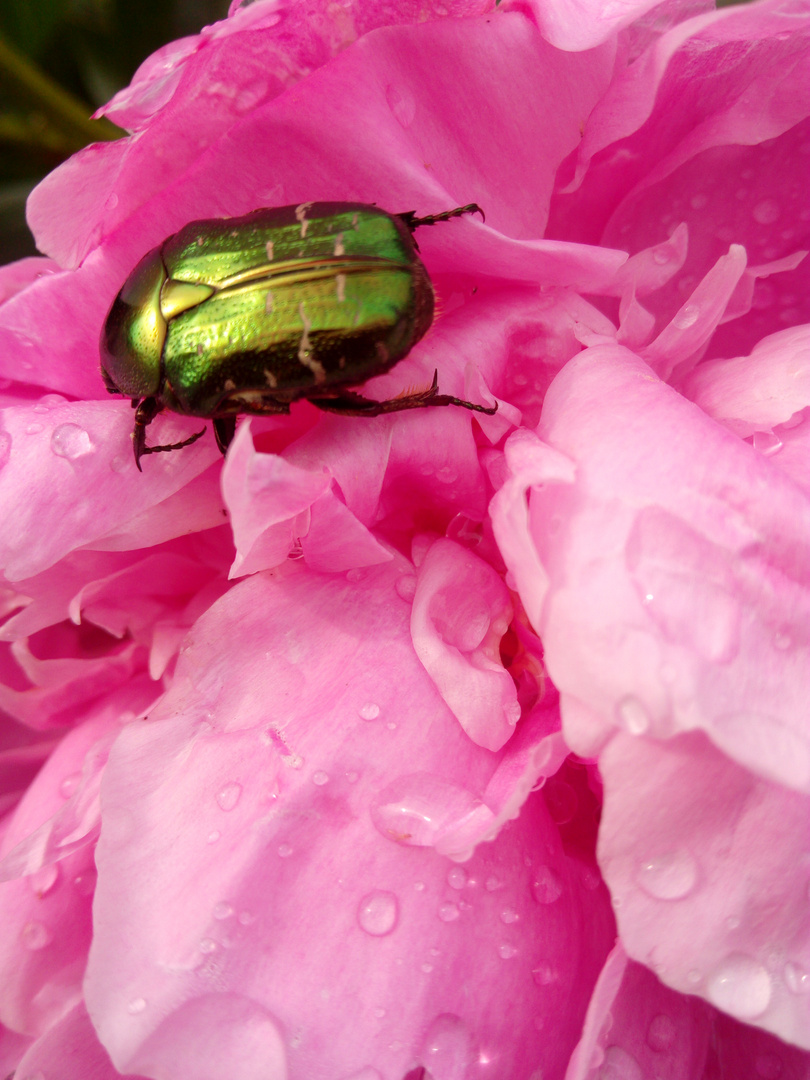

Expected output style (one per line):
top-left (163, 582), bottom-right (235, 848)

top-left (132, 397), bottom-right (206, 471)
top-left (397, 204), bottom-right (485, 233)
top-left (309, 371), bottom-right (497, 417)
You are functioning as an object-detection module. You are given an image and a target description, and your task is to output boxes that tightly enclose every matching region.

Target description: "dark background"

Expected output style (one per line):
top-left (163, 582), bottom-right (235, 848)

top-left (0, 0), bottom-right (228, 264)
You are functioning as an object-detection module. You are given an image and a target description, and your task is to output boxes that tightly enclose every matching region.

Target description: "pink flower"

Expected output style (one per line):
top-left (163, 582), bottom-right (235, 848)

top-left (0, 0), bottom-right (808, 1077)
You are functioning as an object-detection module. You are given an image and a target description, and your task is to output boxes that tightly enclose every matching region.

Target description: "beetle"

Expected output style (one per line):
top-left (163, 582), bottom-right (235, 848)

top-left (100, 201), bottom-right (497, 470)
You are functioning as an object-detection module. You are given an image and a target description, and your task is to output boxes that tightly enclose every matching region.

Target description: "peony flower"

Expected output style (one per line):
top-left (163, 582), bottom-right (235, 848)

top-left (0, 0), bottom-right (808, 1077)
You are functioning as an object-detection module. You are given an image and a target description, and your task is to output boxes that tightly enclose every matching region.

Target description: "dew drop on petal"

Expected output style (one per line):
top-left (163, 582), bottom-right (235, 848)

top-left (60, 772), bottom-right (80, 798)
top-left (73, 868), bottom-right (97, 896)
top-left (207, 830), bottom-right (221, 844)
top-left (753, 199), bottom-right (780, 225)
top-left (498, 944), bottom-right (518, 959)
top-left (532, 866), bottom-right (563, 904)
top-left (646, 1013), bottom-right (676, 1051)
top-left (30, 863), bottom-right (59, 897)
top-left (753, 430), bottom-right (783, 456)
top-left (21, 921), bottom-right (52, 950)
top-left (385, 84), bottom-right (415, 128)
top-left (784, 961), bottom-right (810, 994)
top-left (447, 867), bottom-right (467, 890)
top-left (706, 955), bottom-right (772, 1019)
top-left (532, 963), bottom-right (559, 986)
top-left (51, 422), bottom-right (95, 459)
top-left (216, 781), bottom-right (242, 811)
top-left (672, 303), bottom-right (700, 330)
top-left (357, 891), bottom-right (399, 936)
top-left (598, 1045), bottom-right (643, 1080)
top-left (371, 773), bottom-right (483, 847)
top-left (616, 696), bottom-right (650, 735)
top-left (755, 1052), bottom-right (784, 1079)
top-left (199, 938), bottom-right (217, 954)
top-left (420, 1013), bottom-right (473, 1077)
top-left (127, 997), bottom-right (147, 1015)
top-left (277, 843), bottom-right (293, 858)
top-left (359, 702), bottom-right (380, 721)
top-left (312, 770), bottom-right (329, 786)
top-left (636, 849), bottom-right (698, 900)
top-left (500, 908), bottom-right (519, 924)
top-left (438, 902), bottom-right (460, 923)
top-left (26, 423), bottom-right (43, 435)
top-left (213, 902), bottom-right (233, 921)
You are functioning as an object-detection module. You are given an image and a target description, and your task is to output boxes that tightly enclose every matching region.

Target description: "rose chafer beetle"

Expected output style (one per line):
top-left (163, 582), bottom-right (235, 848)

top-left (100, 201), bottom-right (497, 470)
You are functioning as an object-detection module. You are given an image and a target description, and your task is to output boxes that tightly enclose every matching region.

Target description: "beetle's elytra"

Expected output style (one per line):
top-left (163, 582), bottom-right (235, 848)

top-left (100, 201), bottom-right (497, 469)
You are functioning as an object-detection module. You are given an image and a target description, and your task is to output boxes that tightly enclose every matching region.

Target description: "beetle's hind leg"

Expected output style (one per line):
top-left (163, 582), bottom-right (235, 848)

top-left (309, 371), bottom-right (497, 418)
top-left (398, 204), bottom-right (485, 232)
top-left (132, 397), bottom-right (206, 471)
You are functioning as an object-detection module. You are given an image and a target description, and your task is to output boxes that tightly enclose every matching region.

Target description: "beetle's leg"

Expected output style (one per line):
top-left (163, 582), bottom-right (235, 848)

top-left (309, 370), bottom-right (497, 417)
top-left (132, 397), bottom-right (206, 471)
top-left (398, 204), bottom-right (485, 233)
top-left (213, 417), bottom-right (237, 454)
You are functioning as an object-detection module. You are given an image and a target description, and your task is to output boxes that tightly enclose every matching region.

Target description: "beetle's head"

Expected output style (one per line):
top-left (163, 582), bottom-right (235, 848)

top-left (100, 247), bottom-right (168, 399)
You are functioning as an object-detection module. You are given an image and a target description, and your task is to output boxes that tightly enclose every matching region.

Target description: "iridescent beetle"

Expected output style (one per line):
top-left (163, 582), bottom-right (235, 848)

top-left (100, 201), bottom-right (496, 470)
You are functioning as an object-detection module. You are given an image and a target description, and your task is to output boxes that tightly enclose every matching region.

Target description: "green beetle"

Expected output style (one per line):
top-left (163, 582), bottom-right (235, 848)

top-left (100, 201), bottom-right (496, 469)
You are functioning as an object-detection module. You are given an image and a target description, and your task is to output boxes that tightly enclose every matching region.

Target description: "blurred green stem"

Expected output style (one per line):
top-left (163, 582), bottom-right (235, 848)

top-left (0, 32), bottom-right (123, 152)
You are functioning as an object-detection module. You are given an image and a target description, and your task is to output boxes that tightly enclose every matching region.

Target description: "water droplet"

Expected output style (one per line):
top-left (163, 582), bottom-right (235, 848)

top-left (73, 868), bottom-right (97, 895)
top-left (485, 876), bottom-right (503, 892)
top-left (756, 1052), bottom-right (784, 1079)
top-left (498, 943), bottom-right (518, 959)
top-left (436, 466), bottom-right (457, 484)
top-left (216, 781), bottom-right (242, 811)
top-left (532, 866), bottom-right (563, 904)
top-left (706, 954), bottom-right (772, 1019)
top-left (21, 921), bottom-right (52, 950)
top-left (687, 969), bottom-right (702, 984)
top-left (51, 422), bottom-right (95, 460)
top-left (421, 962), bottom-right (434, 973)
top-left (127, 996), bottom-right (147, 1015)
top-left (237, 910), bottom-right (255, 926)
top-left (753, 199), bottom-right (780, 225)
top-left (359, 702), bottom-right (380, 721)
top-left (447, 866), bottom-right (467, 890)
top-left (420, 1014), bottom-right (473, 1077)
top-left (784, 961), bottom-right (810, 993)
top-left (105, 192), bottom-right (119, 210)
top-left (199, 938), bottom-right (217, 954)
top-left (616, 696), bottom-right (650, 735)
top-left (26, 422), bottom-right (43, 435)
top-left (653, 247), bottom-right (671, 265)
top-left (110, 454), bottom-right (128, 472)
top-left (438, 902), bottom-right (460, 923)
top-left (672, 303), bottom-right (700, 330)
top-left (500, 908), bottom-right (519, 924)
top-left (543, 777), bottom-right (578, 824)
top-left (373, 1007), bottom-right (386, 1019)
top-left (0, 431), bottom-right (11, 468)
top-left (725, 915), bottom-right (741, 930)
top-left (346, 567), bottom-right (365, 583)
top-left (357, 891), bottom-right (399, 936)
top-left (646, 1013), bottom-right (676, 1051)
top-left (414, 881), bottom-right (425, 891)
top-left (636, 849), bottom-right (697, 900)
top-left (60, 771), bottom-right (80, 798)
top-left (385, 84), bottom-right (416, 128)
top-left (371, 773), bottom-right (483, 848)
top-left (207, 830), bottom-right (221, 844)
top-left (532, 963), bottom-right (558, 986)
top-left (30, 863), bottom-right (59, 896)
top-left (753, 430), bottom-right (783, 456)
top-left (213, 902), bottom-right (233, 920)
top-left (312, 770), bottom-right (329, 786)
top-left (395, 575), bottom-right (417, 601)
top-left (277, 843), bottom-right (293, 858)
top-left (598, 1045), bottom-right (643, 1080)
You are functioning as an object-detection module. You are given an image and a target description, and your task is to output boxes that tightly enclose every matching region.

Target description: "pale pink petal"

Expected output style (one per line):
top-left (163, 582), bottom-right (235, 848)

top-left (85, 564), bottom-right (614, 1079)
top-left (410, 538), bottom-right (518, 751)
top-left (492, 345), bottom-right (810, 793)
top-left (599, 732), bottom-right (810, 1048)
